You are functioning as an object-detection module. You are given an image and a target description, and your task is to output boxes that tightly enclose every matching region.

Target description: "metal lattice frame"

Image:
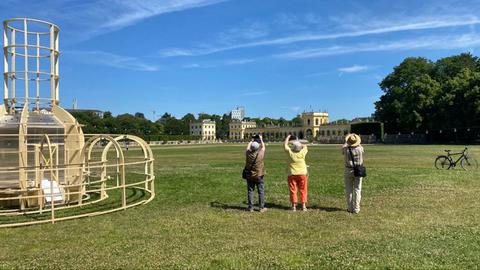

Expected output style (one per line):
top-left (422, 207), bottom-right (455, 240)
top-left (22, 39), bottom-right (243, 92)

top-left (0, 18), bottom-right (155, 227)
top-left (3, 18), bottom-right (59, 110)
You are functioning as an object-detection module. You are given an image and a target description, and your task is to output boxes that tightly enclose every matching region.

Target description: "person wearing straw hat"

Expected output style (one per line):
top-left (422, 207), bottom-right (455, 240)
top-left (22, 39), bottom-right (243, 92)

top-left (342, 133), bottom-right (364, 214)
top-left (284, 134), bottom-right (309, 211)
top-left (244, 134), bottom-right (267, 213)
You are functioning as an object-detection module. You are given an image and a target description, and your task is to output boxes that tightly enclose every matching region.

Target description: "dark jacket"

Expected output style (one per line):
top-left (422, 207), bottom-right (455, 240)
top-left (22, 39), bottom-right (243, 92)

top-left (245, 148), bottom-right (265, 181)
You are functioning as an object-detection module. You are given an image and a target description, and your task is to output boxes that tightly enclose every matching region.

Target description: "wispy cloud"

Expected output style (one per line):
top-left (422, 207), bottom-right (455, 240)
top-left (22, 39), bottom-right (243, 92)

top-left (103, 0), bottom-right (227, 29)
top-left (338, 65), bottom-right (370, 73)
top-left (65, 50), bottom-right (159, 71)
top-left (239, 91), bottom-right (269, 96)
top-left (182, 58), bottom-right (256, 68)
top-left (0, 0), bottom-right (226, 42)
top-left (158, 15), bottom-right (480, 57)
top-left (224, 58), bottom-right (256, 65)
top-left (183, 63), bottom-right (202, 68)
top-left (275, 33), bottom-right (480, 59)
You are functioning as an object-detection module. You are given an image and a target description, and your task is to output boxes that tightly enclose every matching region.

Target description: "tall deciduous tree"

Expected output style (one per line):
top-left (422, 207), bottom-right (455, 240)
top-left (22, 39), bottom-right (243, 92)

top-left (375, 53), bottom-right (480, 133)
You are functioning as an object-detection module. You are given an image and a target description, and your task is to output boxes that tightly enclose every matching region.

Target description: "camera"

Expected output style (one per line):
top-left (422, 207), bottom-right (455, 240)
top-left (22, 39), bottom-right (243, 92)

top-left (252, 134), bottom-right (261, 143)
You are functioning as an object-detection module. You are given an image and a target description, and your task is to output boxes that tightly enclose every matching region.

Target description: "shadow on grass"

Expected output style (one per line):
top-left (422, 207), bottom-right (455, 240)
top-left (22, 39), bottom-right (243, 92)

top-left (210, 201), bottom-right (245, 211)
top-left (210, 201), bottom-right (292, 211)
top-left (265, 202), bottom-right (290, 210)
top-left (210, 201), bottom-right (345, 212)
top-left (308, 205), bottom-right (345, 212)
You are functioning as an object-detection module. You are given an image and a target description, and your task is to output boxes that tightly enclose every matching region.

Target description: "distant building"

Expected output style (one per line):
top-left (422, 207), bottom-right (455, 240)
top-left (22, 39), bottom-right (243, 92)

top-left (229, 120), bottom-right (257, 140)
top-left (190, 119), bottom-right (216, 141)
top-left (231, 106), bottom-right (245, 120)
top-left (229, 111), bottom-right (350, 140)
top-left (66, 109), bottom-right (104, 118)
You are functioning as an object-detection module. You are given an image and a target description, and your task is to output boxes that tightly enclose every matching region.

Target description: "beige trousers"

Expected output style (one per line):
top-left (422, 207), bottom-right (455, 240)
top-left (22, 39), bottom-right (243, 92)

top-left (344, 168), bottom-right (363, 213)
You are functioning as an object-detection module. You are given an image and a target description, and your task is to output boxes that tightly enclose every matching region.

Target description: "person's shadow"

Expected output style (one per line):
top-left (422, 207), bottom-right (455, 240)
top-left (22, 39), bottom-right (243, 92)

top-left (210, 201), bottom-right (245, 210)
top-left (308, 205), bottom-right (344, 212)
top-left (210, 201), bottom-right (344, 212)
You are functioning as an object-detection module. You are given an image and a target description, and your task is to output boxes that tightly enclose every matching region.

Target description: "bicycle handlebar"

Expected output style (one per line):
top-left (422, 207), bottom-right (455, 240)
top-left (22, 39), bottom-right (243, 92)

top-left (442, 147), bottom-right (468, 156)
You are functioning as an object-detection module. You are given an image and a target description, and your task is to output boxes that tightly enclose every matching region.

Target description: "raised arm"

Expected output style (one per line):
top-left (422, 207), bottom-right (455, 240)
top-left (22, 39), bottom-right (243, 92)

top-left (246, 140), bottom-right (253, 151)
top-left (284, 135), bottom-right (291, 145)
top-left (284, 135), bottom-right (291, 150)
top-left (259, 134), bottom-right (265, 150)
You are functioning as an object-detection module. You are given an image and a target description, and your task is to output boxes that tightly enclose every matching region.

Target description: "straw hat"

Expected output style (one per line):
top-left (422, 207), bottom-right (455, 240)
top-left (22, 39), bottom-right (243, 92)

top-left (345, 133), bottom-right (361, 147)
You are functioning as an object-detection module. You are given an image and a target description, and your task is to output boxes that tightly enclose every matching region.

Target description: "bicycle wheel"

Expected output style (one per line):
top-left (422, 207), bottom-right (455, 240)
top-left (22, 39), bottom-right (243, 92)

top-left (435, 156), bottom-right (452, 170)
top-left (460, 157), bottom-right (478, 170)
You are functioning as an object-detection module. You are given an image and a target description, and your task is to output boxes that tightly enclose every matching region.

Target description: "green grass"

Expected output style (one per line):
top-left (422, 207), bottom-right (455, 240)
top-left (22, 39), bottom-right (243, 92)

top-left (0, 144), bottom-right (479, 269)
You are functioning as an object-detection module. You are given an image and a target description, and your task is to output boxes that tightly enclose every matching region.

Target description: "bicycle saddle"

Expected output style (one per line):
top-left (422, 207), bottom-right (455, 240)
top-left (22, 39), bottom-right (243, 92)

top-left (444, 150), bottom-right (451, 153)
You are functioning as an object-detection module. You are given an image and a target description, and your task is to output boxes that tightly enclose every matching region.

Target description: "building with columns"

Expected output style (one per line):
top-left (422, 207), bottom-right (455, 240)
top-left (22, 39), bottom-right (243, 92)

top-left (229, 111), bottom-right (351, 140)
top-left (190, 119), bottom-right (216, 141)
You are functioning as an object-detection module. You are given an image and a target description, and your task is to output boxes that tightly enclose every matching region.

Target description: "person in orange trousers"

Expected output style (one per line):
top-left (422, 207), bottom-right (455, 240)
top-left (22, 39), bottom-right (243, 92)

top-left (284, 135), bottom-right (309, 211)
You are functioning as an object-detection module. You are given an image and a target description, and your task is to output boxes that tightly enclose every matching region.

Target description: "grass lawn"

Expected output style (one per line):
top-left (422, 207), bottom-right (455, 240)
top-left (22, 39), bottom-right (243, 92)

top-left (0, 144), bottom-right (479, 269)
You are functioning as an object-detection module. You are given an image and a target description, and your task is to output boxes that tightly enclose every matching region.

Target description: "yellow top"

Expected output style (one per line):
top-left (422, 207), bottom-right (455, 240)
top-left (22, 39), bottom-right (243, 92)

top-left (284, 144), bottom-right (308, 175)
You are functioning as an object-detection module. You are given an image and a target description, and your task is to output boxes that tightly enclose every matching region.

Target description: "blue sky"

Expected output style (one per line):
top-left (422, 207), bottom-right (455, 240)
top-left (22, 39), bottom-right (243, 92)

top-left (1, 0), bottom-right (480, 121)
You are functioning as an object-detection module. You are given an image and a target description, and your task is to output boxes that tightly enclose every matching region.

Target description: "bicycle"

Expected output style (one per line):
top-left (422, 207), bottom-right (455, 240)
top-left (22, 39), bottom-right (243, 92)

top-left (434, 147), bottom-right (478, 170)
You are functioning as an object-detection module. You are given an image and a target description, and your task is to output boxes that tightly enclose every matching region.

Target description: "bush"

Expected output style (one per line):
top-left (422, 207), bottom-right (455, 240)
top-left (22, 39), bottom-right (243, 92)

top-left (351, 122), bottom-right (384, 139)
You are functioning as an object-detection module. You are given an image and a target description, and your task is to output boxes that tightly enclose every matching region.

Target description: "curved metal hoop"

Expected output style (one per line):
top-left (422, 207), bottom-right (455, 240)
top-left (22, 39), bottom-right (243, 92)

top-left (0, 134), bottom-right (156, 228)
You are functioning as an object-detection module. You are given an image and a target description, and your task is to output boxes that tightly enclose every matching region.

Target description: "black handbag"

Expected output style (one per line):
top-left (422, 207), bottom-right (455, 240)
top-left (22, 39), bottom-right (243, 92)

top-left (242, 168), bottom-right (252, 179)
top-left (348, 147), bottom-right (367, 178)
top-left (242, 152), bottom-right (258, 180)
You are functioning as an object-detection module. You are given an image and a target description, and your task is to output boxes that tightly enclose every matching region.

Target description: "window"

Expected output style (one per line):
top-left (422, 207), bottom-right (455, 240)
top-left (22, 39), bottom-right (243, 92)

top-left (315, 119), bottom-right (319, 125)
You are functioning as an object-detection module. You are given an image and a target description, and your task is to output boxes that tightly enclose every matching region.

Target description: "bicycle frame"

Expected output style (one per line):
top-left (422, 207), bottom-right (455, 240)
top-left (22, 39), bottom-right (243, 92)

top-left (446, 149), bottom-right (467, 167)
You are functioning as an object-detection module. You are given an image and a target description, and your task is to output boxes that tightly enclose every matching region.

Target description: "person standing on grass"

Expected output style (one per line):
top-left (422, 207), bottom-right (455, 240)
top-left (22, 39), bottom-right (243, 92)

top-left (342, 133), bottom-right (364, 214)
top-left (284, 135), bottom-right (309, 211)
top-left (244, 134), bottom-right (267, 213)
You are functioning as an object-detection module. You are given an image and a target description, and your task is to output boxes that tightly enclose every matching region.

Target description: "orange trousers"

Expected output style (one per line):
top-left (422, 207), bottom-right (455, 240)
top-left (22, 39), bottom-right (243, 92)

top-left (288, 175), bottom-right (308, 204)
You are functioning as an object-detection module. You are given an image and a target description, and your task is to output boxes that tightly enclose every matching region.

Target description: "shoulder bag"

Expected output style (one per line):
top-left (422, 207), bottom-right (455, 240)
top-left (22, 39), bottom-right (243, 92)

top-left (348, 147), bottom-right (367, 178)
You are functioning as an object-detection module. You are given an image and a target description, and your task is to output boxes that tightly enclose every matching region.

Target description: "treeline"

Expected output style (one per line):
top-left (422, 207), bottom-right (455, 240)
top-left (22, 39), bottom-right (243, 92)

top-left (244, 116), bottom-right (303, 127)
top-left (71, 111), bottom-right (166, 138)
top-left (70, 110), bottom-right (305, 140)
top-left (70, 111), bottom-right (227, 139)
top-left (375, 53), bottom-right (480, 136)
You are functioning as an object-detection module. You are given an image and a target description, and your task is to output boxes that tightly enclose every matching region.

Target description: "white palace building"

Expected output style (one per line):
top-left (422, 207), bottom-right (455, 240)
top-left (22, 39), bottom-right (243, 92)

top-left (190, 119), bottom-right (216, 141)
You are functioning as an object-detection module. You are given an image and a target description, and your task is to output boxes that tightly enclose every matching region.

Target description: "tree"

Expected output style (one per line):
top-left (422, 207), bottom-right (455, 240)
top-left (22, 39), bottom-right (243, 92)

top-left (433, 53), bottom-right (478, 82)
top-left (217, 113), bottom-right (231, 139)
top-left (158, 112), bottom-right (172, 124)
top-left (375, 57), bottom-right (437, 133)
top-left (291, 115), bottom-right (303, 127)
top-left (374, 53), bottom-right (480, 135)
top-left (103, 111), bottom-right (113, 118)
top-left (164, 117), bottom-right (184, 135)
top-left (135, 112), bottom-right (145, 119)
top-left (198, 113), bottom-right (212, 121)
top-left (435, 68), bottom-right (480, 130)
top-left (181, 113), bottom-right (196, 135)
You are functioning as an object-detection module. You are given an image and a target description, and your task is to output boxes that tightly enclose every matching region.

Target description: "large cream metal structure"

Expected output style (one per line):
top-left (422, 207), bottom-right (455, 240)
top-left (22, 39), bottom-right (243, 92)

top-left (0, 18), bottom-right (155, 227)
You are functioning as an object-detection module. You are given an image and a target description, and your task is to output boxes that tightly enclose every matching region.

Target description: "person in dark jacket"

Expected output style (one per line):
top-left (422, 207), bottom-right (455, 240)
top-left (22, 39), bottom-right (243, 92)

top-left (244, 134), bottom-right (267, 212)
